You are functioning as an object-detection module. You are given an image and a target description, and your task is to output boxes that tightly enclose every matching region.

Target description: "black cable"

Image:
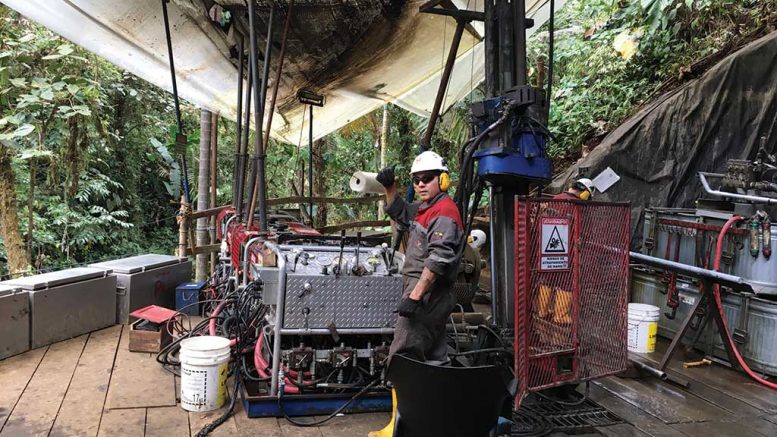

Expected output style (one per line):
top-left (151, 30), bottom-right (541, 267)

top-left (279, 379), bottom-right (380, 427)
top-left (478, 324), bottom-right (507, 348)
top-left (449, 347), bottom-right (513, 357)
top-left (160, 0), bottom-right (182, 133)
top-left (534, 381), bottom-right (590, 407)
top-left (547, 0), bottom-right (555, 122)
top-left (511, 408), bottom-right (552, 437)
top-left (195, 375), bottom-right (241, 437)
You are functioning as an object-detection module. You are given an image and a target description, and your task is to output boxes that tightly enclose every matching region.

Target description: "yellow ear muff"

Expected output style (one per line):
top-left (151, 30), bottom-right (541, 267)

top-left (439, 172), bottom-right (451, 192)
top-left (578, 189), bottom-right (591, 200)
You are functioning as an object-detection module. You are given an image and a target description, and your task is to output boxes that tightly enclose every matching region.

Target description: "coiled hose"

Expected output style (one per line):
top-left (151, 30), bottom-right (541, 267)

top-left (713, 215), bottom-right (777, 390)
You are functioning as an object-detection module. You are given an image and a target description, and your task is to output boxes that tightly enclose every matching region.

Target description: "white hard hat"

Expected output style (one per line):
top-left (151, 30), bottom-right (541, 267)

top-left (469, 229), bottom-right (487, 249)
top-left (574, 178), bottom-right (595, 194)
top-left (410, 151), bottom-right (448, 174)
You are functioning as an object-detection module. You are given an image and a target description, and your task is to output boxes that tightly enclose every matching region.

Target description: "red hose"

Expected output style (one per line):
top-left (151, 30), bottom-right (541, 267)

top-left (254, 330), bottom-right (301, 393)
top-left (713, 216), bottom-right (777, 390)
top-left (211, 302), bottom-right (311, 393)
top-left (209, 300), bottom-right (237, 348)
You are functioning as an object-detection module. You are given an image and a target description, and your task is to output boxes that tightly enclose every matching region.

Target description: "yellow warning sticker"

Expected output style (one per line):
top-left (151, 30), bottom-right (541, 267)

top-left (647, 322), bottom-right (658, 352)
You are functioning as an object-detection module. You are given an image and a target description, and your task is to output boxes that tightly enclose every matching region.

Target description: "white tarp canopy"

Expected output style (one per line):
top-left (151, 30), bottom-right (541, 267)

top-left (1, 0), bottom-right (565, 145)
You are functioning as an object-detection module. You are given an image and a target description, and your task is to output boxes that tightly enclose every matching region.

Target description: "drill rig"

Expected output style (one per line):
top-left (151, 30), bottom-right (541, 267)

top-left (158, 0), bottom-right (630, 421)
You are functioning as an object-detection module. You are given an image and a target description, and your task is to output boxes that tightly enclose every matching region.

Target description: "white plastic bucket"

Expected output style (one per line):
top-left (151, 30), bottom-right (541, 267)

top-left (627, 303), bottom-right (660, 353)
top-left (179, 336), bottom-right (231, 412)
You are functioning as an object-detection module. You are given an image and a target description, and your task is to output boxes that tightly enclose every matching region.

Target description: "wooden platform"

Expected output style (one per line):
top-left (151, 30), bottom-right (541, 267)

top-left (1, 327), bottom-right (775, 436)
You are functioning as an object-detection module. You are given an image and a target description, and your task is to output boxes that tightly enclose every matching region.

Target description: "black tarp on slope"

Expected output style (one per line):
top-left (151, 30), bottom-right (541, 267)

top-left (550, 31), bottom-right (777, 242)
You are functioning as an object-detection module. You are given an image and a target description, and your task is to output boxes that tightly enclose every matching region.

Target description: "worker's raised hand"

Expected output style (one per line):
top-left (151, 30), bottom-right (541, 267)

top-left (376, 165), bottom-right (396, 188)
top-left (396, 296), bottom-right (421, 318)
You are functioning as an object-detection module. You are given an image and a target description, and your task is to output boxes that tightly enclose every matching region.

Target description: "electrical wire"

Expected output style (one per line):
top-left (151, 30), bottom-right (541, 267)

top-left (279, 379), bottom-right (380, 427)
top-left (534, 381), bottom-right (590, 406)
top-left (449, 347), bottom-right (513, 357)
top-left (194, 375), bottom-right (241, 437)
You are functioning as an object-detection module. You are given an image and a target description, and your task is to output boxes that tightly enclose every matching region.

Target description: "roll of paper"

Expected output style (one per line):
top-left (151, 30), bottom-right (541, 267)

top-left (349, 171), bottom-right (385, 194)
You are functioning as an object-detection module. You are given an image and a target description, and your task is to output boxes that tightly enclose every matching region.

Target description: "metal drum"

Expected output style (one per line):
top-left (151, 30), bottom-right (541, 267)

top-left (631, 269), bottom-right (777, 376)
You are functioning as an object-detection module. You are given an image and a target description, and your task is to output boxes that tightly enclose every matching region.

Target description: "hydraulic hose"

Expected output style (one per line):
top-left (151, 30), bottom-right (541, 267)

top-left (209, 300), bottom-right (238, 348)
top-left (713, 215), bottom-right (777, 390)
top-left (254, 330), bottom-right (302, 394)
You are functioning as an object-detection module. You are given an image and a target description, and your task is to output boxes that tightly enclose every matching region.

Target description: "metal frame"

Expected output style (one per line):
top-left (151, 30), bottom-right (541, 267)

top-left (629, 251), bottom-right (749, 385)
top-left (259, 242), bottom-right (398, 397)
top-left (699, 172), bottom-right (777, 205)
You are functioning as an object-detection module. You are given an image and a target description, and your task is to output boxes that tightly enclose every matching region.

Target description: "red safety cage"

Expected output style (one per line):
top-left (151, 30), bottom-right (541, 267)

top-left (514, 198), bottom-right (630, 407)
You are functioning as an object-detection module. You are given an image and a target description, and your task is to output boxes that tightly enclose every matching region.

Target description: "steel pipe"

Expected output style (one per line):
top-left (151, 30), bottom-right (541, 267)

top-left (280, 328), bottom-right (395, 335)
top-left (630, 252), bottom-right (751, 291)
top-left (630, 359), bottom-right (667, 380)
top-left (242, 236), bottom-right (264, 285)
top-left (265, 241), bottom-right (286, 396)
top-left (699, 172), bottom-right (777, 205)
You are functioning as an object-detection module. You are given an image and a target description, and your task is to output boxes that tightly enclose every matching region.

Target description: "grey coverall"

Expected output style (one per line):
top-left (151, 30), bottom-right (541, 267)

top-left (385, 192), bottom-right (464, 362)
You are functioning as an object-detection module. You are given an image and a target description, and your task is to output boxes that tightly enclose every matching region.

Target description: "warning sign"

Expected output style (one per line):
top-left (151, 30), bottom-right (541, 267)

top-left (540, 217), bottom-right (570, 271)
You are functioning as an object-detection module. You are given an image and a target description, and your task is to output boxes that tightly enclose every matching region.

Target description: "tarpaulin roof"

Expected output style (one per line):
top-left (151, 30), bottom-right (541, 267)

top-left (1, 0), bottom-right (565, 144)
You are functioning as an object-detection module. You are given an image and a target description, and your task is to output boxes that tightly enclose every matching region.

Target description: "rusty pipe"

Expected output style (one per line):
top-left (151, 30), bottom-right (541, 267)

top-left (248, 0), bottom-right (275, 231)
top-left (263, 0), bottom-right (294, 150)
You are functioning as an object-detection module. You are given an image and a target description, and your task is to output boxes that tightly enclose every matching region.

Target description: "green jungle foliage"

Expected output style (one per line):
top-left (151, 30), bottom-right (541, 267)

top-left (1, 0), bottom-right (775, 277)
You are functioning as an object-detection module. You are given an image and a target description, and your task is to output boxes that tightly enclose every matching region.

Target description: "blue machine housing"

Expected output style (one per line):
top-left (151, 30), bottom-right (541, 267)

top-left (175, 281), bottom-right (205, 316)
top-left (471, 92), bottom-right (553, 185)
top-left (240, 384), bottom-right (391, 417)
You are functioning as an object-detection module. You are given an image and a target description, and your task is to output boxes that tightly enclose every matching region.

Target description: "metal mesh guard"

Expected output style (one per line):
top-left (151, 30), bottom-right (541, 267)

top-left (514, 199), bottom-right (630, 408)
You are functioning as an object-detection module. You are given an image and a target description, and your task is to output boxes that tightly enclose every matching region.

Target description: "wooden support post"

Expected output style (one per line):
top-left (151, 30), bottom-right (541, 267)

top-left (196, 109), bottom-right (212, 282)
top-left (378, 105), bottom-right (389, 218)
top-left (177, 195), bottom-right (189, 258)
top-left (209, 112), bottom-right (219, 274)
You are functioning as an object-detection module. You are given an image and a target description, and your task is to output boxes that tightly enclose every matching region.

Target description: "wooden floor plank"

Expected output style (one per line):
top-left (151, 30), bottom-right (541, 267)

top-left (596, 424), bottom-right (651, 437)
top-left (50, 326), bottom-right (122, 437)
top-left (587, 382), bottom-right (689, 437)
top-left (233, 401), bottom-right (283, 437)
top-left (1, 336), bottom-right (87, 437)
top-left (105, 327), bottom-right (175, 409)
top-left (145, 406), bottom-right (190, 437)
top-left (596, 376), bottom-right (734, 424)
top-left (318, 412), bottom-right (391, 437)
top-left (277, 417), bottom-right (323, 437)
top-left (188, 407), bottom-right (239, 437)
top-left (96, 408), bottom-right (146, 437)
top-left (175, 375), bottom-right (181, 404)
top-left (672, 420), bottom-right (770, 437)
top-left (644, 341), bottom-right (777, 413)
top-left (0, 347), bottom-right (47, 431)
top-left (737, 417), bottom-right (777, 437)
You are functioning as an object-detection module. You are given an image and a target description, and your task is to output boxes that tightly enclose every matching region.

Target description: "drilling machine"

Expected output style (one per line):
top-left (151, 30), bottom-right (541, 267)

top-left (179, 0), bottom-right (629, 420)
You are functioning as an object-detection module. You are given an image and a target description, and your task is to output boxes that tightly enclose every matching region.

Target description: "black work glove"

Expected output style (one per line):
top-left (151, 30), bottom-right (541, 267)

top-left (376, 165), bottom-right (396, 188)
top-left (397, 296), bottom-right (422, 318)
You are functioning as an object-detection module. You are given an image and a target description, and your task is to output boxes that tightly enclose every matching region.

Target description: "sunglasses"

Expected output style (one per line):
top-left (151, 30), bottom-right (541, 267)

top-left (412, 173), bottom-right (438, 185)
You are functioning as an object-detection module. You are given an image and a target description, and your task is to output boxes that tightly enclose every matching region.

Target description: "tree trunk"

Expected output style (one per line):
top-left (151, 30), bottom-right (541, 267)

top-left (313, 137), bottom-right (327, 227)
top-left (196, 109), bottom-right (212, 282)
top-left (66, 115), bottom-right (80, 198)
top-left (0, 147), bottom-right (28, 275)
top-left (209, 112), bottom-right (219, 274)
top-left (378, 105), bottom-right (389, 217)
top-left (27, 161), bottom-right (35, 259)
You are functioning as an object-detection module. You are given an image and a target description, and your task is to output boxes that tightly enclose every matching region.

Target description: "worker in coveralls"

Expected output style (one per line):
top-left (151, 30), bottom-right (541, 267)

top-left (369, 150), bottom-right (464, 437)
top-left (554, 177), bottom-right (595, 200)
top-left (376, 150), bottom-right (464, 363)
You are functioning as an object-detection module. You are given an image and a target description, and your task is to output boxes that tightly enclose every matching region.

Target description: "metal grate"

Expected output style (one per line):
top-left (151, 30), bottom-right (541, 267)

top-left (514, 199), bottom-right (631, 408)
top-left (511, 396), bottom-right (624, 435)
